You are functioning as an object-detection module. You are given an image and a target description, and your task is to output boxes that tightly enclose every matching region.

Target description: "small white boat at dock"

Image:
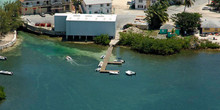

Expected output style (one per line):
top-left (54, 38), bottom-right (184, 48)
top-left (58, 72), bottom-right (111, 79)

top-left (114, 59), bottom-right (125, 63)
top-left (125, 70), bottom-right (136, 76)
top-left (100, 55), bottom-right (105, 59)
top-left (98, 61), bottom-right (103, 67)
top-left (95, 68), bottom-right (101, 72)
top-left (66, 56), bottom-right (73, 61)
top-left (0, 56), bottom-right (7, 60)
top-left (0, 71), bottom-right (13, 75)
top-left (109, 71), bottom-right (119, 75)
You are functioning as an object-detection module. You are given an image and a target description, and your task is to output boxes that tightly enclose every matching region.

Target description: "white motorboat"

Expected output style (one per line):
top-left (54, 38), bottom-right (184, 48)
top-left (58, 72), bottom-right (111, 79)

top-left (66, 56), bottom-right (73, 61)
top-left (100, 55), bottom-right (105, 59)
top-left (95, 68), bottom-right (101, 72)
top-left (109, 71), bottom-right (119, 75)
top-left (114, 59), bottom-right (125, 63)
top-left (0, 71), bottom-right (13, 75)
top-left (0, 56), bottom-right (7, 60)
top-left (98, 61), bottom-right (103, 67)
top-left (125, 70), bottom-right (136, 76)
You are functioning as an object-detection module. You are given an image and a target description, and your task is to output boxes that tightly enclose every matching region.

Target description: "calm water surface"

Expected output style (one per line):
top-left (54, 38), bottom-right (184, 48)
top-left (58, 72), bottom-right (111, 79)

top-left (0, 31), bottom-right (220, 110)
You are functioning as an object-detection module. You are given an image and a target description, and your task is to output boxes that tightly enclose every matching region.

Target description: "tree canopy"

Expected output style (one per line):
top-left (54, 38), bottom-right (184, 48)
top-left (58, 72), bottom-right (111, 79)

top-left (0, 0), bottom-right (22, 36)
top-left (0, 86), bottom-right (6, 101)
top-left (171, 12), bottom-right (202, 35)
top-left (184, 0), bottom-right (195, 12)
top-left (145, 1), bottom-right (169, 29)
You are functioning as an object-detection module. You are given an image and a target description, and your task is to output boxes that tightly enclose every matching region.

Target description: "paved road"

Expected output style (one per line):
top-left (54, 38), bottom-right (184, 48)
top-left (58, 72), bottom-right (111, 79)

top-left (167, 0), bottom-right (220, 20)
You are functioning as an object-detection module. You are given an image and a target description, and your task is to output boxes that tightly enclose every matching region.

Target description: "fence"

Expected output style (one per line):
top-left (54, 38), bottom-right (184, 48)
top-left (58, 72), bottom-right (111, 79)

top-left (0, 30), bottom-right (17, 50)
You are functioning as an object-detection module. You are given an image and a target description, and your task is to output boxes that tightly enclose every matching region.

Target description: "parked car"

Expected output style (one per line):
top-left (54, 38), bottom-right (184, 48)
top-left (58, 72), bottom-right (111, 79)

top-left (202, 7), bottom-right (210, 10)
top-left (39, 13), bottom-right (45, 17)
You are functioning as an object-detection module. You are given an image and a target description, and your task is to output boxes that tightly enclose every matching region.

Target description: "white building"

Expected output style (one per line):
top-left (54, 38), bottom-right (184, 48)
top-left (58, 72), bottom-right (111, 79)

top-left (54, 13), bottom-right (117, 41)
top-left (134, 0), bottom-right (157, 9)
top-left (81, 0), bottom-right (112, 14)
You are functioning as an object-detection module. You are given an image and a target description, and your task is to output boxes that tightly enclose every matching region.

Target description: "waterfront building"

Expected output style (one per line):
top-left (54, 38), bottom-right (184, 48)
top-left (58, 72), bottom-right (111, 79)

top-left (201, 19), bottom-right (220, 34)
top-left (159, 24), bottom-right (180, 38)
top-left (81, 0), bottom-right (112, 14)
top-left (54, 13), bottom-right (117, 40)
top-left (19, 0), bottom-right (73, 15)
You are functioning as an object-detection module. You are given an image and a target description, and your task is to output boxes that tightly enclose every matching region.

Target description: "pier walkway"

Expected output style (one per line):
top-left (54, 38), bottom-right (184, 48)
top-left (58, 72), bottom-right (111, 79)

top-left (99, 34), bottom-right (122, 73)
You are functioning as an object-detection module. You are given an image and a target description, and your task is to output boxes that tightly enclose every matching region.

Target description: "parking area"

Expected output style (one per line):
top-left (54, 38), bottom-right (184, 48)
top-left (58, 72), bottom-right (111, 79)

top-left (22, 14), bottom-right (55, 26)
top-left (197, 34), bottom-right (220, 44)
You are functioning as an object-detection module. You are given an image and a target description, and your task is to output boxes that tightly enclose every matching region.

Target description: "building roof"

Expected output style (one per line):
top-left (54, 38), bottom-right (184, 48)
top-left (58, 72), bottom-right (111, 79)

top-left (83, 0), bottom-right (111, 5)
top-left (201, 20), bottom-right (220, 28)
top-left (55, 13), bottom-right (72, 16)
top-left (66, 14), bottom-right (117, 22)
top-left (160, 24), bottom-right (175, 29)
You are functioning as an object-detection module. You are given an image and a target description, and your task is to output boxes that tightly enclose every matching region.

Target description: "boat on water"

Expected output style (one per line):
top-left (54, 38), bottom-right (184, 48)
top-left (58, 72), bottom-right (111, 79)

top-left (100, 55), bottom-right (105, 59)
top-left (66, 56), bottom-right (73, 61)
top-left (0, 71), bottom-right (13, 75)
top-left (0, 56), bottom-right (7, 60)
top-left (114, 59), bottom-right (125, 63)
top-left (125, 70), bottom-right (136, 76)
top-left (95, 68), bottom-right (101, 72)
top-left (98, 61), bottom-right (103, 67)
top-left (109, 71), bottom-right (119, 75)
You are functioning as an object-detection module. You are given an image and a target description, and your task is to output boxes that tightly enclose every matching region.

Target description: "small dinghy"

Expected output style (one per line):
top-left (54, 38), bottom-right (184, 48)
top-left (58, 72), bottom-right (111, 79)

top-left (109, 71), bottom-right (119, 75)
top-left (66, 56), bottom-right (73, 61)
top-left (0, 56), bottom-right (7, 60)
top-left (100, 55), bottom-right (105, 59)
top-left (0, 71), bottom-right (13, 75)
top-left (95, 68), bottom-right (101, 72)
top-left (125, 70), bottom-right (136, 76)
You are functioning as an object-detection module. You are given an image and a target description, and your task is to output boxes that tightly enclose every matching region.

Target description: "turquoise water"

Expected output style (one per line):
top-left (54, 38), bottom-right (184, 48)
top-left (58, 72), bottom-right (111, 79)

top-left (0, 31), bottom-right (220, 110)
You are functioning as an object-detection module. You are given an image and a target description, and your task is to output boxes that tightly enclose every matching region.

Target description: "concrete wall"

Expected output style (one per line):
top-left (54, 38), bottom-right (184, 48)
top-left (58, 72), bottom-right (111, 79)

top-left (66, 21), bottom-right (116, 37)
top-left (202, 28), bottom-right (220, 33)
top-left (81, 1), bottom-right (112, 14)
top-left (54, 15), bottom-right (68, 32)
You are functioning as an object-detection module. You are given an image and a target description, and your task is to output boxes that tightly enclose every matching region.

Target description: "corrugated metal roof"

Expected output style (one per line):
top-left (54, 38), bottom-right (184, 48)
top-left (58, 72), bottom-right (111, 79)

top-left (66, 14), bottom-right (117, 22)
top-left (201, 20), bottom-right (220, 28)
top-left (160, 24), bottom-right (174, 29)
top-left (83, 0), bottom-right (111, 5)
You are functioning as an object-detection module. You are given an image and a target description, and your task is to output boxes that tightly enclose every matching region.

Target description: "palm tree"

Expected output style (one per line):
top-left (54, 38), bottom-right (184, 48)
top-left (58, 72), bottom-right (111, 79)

top-left (145, 1), bottom-right (169, 29)
top-left (184, 0), bottom-right (195, 12)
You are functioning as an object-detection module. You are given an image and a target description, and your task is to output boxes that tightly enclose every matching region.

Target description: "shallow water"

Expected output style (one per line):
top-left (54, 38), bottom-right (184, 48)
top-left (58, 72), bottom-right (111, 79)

top-left (0, 31), bottom-right (220, 110)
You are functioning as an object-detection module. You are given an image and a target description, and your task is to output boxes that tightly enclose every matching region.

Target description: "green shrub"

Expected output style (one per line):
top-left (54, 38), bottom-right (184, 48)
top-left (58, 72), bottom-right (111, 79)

top-left (0, 86), bottom-right (6, 100)
top-left (94, 34), bottom-right (110, 45)
top-left (199, 40), bottom-right (220, 49)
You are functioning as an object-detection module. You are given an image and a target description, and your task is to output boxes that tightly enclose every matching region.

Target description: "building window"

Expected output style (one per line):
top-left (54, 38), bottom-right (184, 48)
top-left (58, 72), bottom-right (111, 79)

top-left (139, 0), bottom-right (143, 3)
top-left (89, 5), bottom-right (92, 8)
top-left (100, 4), bottom-right (103, 7)
top-left (107, 9), bottom-right (109, 13)
top-left (138, 5), bottom-right (143, 8)
top-left (37, 1), bottom-right (40, 4)
top-left (107, 3), bottom-right (110, 6)
top-left (26, 2), bottom-right (29, 5)
top-left (204, 28), bottom-right (210, 30)
top-left (215, 28), bottom-right (218, 31)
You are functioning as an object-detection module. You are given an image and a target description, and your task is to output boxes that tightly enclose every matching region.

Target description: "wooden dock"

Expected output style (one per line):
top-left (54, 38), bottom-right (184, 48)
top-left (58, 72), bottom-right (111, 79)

top-left (100, 45), bottom-right (122, 73)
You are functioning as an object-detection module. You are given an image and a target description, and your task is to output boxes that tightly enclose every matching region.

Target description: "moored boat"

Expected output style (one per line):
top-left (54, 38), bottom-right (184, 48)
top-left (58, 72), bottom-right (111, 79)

top-left (100, 55), bottom-right (105, 59)
top-left (98, 61), bottom-right (103, 67)
top-left (0, 56), bottom-right (7, 60)
top-left (109, 71), bottom-right (119, 75)
top-left (95, 68), bottom-right (101, 72)
top-left (0, 71), bottom-right (13, 75)
top-left (125, 70), bottom-right (136, 76)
